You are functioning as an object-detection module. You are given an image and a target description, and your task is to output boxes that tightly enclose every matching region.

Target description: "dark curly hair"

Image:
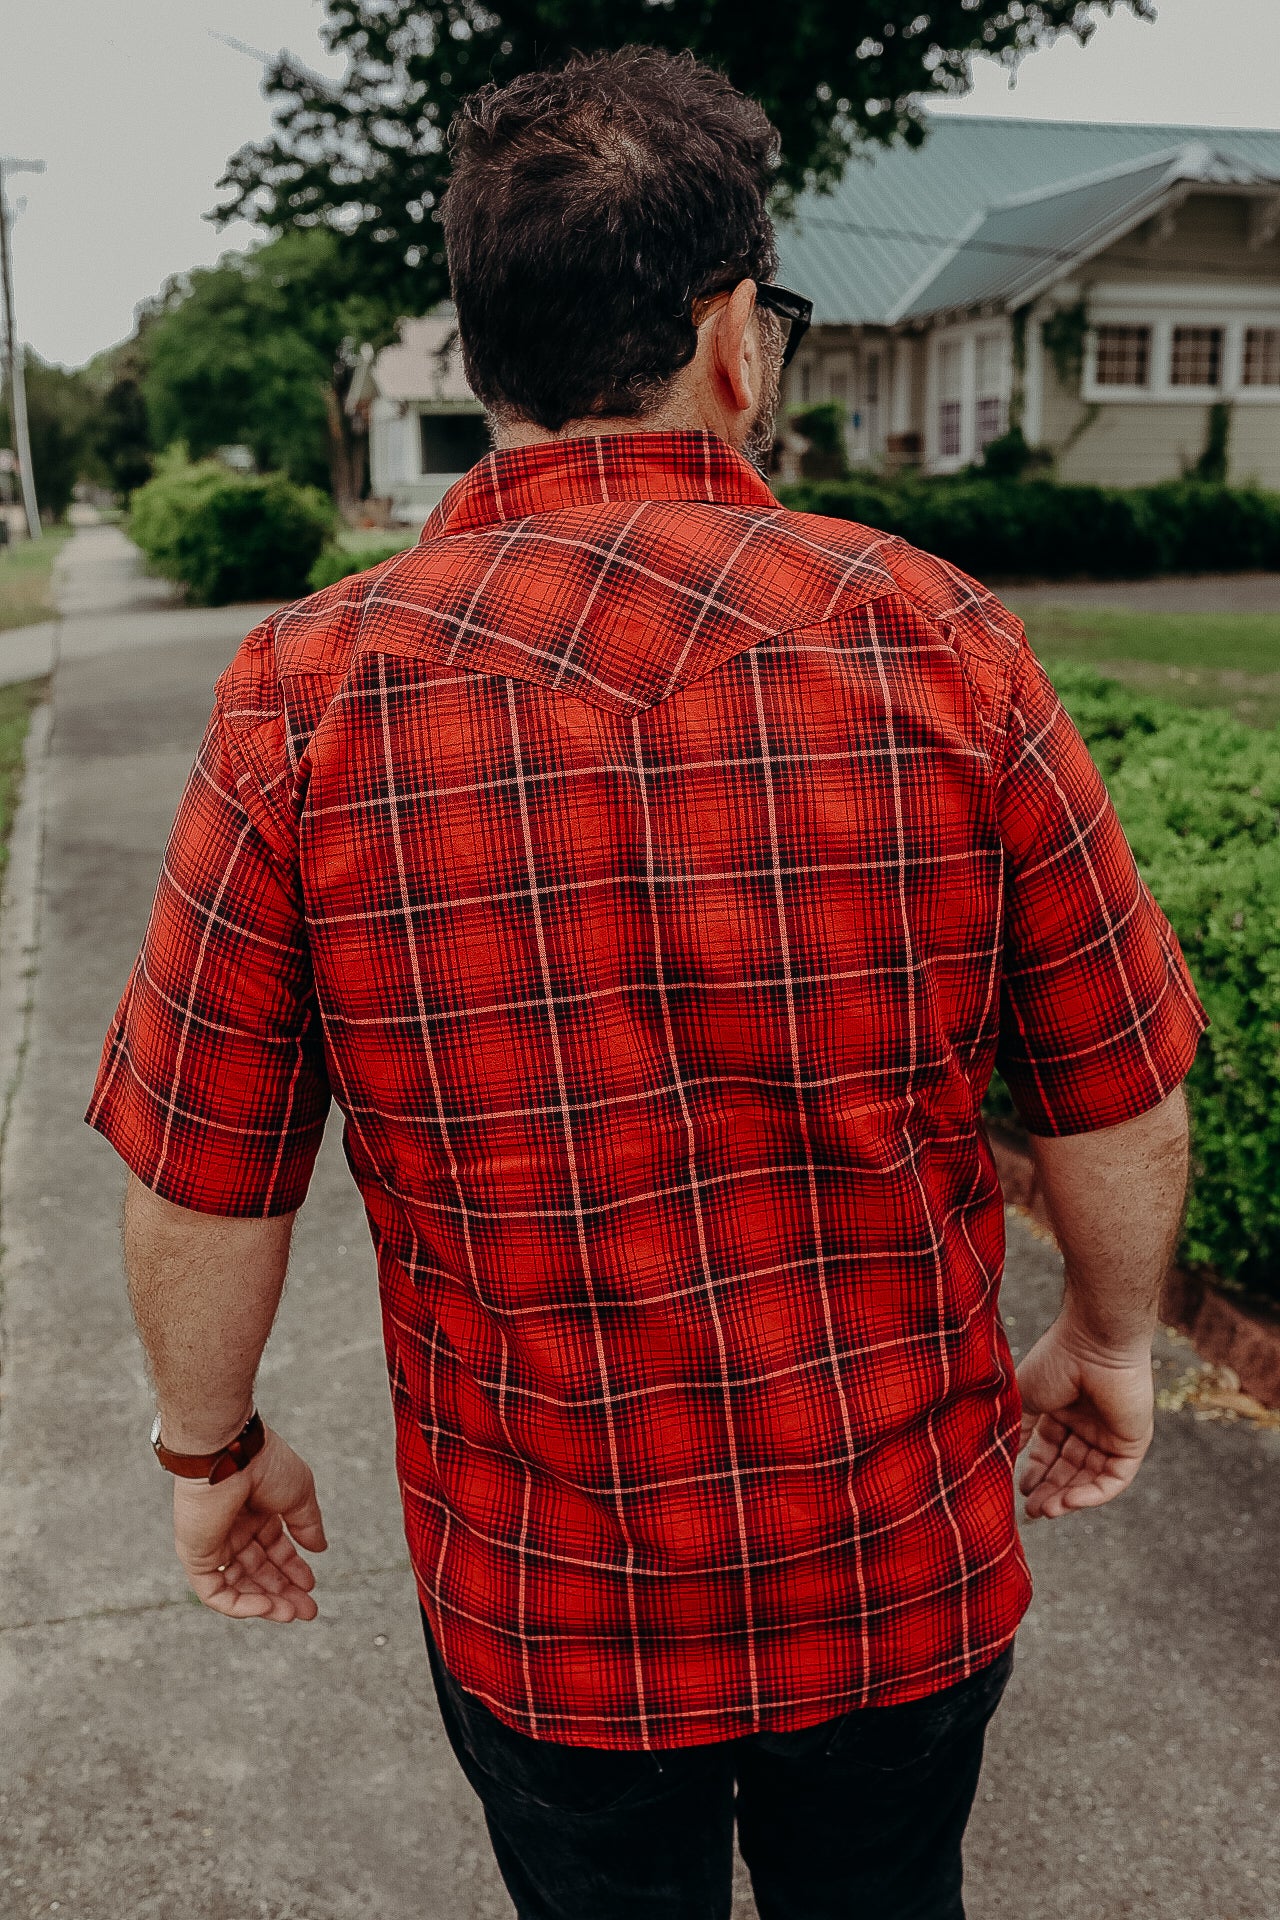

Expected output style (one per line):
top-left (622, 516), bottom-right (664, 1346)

top-left (442, 47), bottom-right (780, 432)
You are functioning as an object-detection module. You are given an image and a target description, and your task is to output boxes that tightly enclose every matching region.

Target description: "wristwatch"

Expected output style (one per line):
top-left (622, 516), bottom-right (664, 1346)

top-left (150, 1409), bottom-right (266, 1484)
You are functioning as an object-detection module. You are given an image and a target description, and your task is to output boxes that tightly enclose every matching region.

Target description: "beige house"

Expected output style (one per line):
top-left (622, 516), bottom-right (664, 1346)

top-left (352, 116), bottom-right (1280, 519)
top-left (778, 116), bottom-right (1280, 487)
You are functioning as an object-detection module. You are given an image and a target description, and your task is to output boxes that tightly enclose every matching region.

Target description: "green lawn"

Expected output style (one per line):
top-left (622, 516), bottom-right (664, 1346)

top-left (0, 679), bottom-right (47, 877)
top-left (0, 528), bottom-right (74, 633)
top-left (1013, 605), bottom-right (1280, 730)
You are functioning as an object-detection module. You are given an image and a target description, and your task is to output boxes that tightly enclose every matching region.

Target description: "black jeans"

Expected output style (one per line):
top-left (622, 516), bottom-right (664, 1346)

top-left (421, 1608), bottom-right (1013, 1920)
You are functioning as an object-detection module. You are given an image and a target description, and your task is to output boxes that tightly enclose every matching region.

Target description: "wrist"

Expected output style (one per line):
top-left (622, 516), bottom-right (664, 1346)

top-left (151, 1407), bottom-right (264, 1483)
top-left (1057, 1304), bottom-right (1155, 1365)
top-left (153, 1401), bottom-right (257, 1455)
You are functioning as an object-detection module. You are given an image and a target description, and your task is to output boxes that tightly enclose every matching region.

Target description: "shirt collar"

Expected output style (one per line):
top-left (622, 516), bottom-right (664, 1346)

top-left (419, 429), bottom-right (777, 539)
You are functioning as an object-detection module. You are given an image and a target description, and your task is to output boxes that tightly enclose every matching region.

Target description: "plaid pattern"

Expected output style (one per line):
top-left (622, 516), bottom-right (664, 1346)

top-left (89, 432), bottom-right (1206, 1749)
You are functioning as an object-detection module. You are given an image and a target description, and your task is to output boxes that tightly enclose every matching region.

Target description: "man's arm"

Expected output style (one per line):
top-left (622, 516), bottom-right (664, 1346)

top-left (124, 1174), bottom-right (327, 1622)
top-left (1015, 1085), bottom-right (1190, 1520)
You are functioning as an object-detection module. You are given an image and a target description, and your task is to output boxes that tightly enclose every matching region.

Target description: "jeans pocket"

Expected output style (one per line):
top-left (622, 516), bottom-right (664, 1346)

top-left (821, 1645), bottom-right (1015, 1769)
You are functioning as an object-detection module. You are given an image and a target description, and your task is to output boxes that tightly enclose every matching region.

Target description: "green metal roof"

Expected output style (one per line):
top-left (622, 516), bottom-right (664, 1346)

top-left (776, 116), bottom-right (1280, 326)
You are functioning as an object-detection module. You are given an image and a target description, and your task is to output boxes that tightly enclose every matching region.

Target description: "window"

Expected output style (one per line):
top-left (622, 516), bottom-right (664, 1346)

top-left (975, 400), bottom-right (1006, 450)
top-left (937, 340), bottom-right (963, 459)
top-left (1094, 325), bottom-right (1151, 387)
top-left (1243, 326), bottom-right (1280, 388)
top-left (1170, 326), bottom-right (1223, 388)
top-left (974, 334), bottom-right (1006, 451)
top-left (419, 412), bottom-right (491, 475)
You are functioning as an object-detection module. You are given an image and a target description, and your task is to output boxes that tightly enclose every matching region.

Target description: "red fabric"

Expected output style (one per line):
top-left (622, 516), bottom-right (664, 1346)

top-left (89, 431), bottom-right (1206, 1749)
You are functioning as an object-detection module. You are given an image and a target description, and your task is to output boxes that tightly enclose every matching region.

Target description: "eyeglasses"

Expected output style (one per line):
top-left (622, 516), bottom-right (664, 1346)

top-left (691, 278), bottom-right (813, 370)
top-left (754, 282), bottom-right (813, 369)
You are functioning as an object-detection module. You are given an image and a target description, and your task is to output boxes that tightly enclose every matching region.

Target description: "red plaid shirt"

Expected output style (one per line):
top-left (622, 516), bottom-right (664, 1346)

top-left (90, 432), bottom-right (1205, 1749)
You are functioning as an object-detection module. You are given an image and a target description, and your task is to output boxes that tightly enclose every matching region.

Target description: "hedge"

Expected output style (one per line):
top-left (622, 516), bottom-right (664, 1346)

top-left (1003, 668), bottom-right (1280, 1307)
top-left (129, 455), bottom-right (334, 606)
top-left (307, 538), bottom-right (411, 593)
top-left (777, 476), bottom-right (1280, 580)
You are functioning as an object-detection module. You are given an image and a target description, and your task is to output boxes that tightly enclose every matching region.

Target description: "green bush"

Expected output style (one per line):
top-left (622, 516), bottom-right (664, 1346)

top-left (778, 475), bottom-right (1280, 580)
top-left (129, 452), bottom-right (334, 605)
top-left (1026, 668), bottom-right (1280, 1304)
top-left (307, 539), bottom-right (414, 593)
top-left (788, 402), bottom-right (850, 481)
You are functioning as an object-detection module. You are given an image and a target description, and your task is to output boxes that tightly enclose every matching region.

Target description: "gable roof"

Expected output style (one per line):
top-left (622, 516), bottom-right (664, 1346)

top-left (347, 313), bottom-right (476, 411)
top-left (888, 141), bottom-right (1280, 323)
top-left (776, 115), bottom-right (1280, 327)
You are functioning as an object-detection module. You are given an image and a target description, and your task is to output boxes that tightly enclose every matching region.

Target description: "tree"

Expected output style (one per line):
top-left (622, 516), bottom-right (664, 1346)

top-left (216, 1), bottom-right (1153, 313)
top-left (0, 354), bottom-right (95, 521)
top-left (83, 338), bottom-right (156, 500)
top-left (140, 229), bottom-right (397, 515)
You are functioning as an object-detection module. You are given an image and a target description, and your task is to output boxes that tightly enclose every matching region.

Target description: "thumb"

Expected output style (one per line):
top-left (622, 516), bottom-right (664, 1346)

top-left (282, 1476), bottom-right (328, 1553)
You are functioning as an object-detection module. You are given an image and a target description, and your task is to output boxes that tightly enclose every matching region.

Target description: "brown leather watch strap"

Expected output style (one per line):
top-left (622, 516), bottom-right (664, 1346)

top-left (151, 1409), bottom-right (266, 1484)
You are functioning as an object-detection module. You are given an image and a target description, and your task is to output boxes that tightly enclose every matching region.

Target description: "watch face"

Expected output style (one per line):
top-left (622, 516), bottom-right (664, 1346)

top-left (150, 1414), bottom-right (163, 1448)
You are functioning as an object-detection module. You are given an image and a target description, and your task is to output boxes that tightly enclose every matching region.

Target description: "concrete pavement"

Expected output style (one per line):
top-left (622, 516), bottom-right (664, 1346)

top-left (0, 527), bottom-right (1276, 1918)
top-left (1003, 572), bottom-right (1280, 614)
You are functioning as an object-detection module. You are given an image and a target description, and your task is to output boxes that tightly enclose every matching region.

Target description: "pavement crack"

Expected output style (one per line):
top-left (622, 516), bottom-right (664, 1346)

top-left (0, 1558), bottom-right (414, 1633)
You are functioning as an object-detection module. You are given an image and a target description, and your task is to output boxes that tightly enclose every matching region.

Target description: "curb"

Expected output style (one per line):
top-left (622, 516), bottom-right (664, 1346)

top-left (989, 1128), bottom-right (1280, 1411)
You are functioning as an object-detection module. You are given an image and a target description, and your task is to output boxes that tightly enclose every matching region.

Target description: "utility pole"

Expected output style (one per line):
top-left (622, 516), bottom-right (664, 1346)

top-left (0, 156), bottom-right (45, 540)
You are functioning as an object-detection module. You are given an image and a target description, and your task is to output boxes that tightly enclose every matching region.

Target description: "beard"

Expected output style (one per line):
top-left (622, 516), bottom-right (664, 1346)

top-left (743, 331), bottom-right (784, 476)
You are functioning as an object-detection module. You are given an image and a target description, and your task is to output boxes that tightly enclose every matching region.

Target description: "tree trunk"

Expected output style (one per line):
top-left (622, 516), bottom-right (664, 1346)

top-left (324, 380), bottom-right (366, 524)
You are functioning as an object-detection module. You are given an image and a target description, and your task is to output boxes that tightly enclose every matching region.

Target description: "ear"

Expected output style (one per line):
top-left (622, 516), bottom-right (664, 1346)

top-left (707, 279), bottom-right (760, 417)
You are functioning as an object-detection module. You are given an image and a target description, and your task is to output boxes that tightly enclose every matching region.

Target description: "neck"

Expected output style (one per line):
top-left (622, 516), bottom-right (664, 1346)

top-left (492, 390), bottom-right (736, 455)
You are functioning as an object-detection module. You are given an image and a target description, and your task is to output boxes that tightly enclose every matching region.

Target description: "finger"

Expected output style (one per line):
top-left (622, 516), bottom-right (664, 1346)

top-left (283, 1489), bottom-right (328, 1553)
top-left (190, 1565), bottom-right (319, 1622)
top-left (187, 1570), bottom-right (277, 1618)
top-left (262, 1532), bottom-right (317, 1592)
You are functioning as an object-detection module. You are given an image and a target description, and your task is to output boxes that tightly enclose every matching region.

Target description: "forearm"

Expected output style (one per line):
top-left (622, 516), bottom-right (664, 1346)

top-left (123, 1173), bottom-right (295, 1451)
top-left (1028, 1086), bottom-right (1190, 1352)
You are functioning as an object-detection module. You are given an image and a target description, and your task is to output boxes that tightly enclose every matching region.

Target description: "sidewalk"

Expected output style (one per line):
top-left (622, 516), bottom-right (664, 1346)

top-left (0, 529), bottom-right (1276, 1918)
top-left (1002, 571), bottom-right (1280, 614)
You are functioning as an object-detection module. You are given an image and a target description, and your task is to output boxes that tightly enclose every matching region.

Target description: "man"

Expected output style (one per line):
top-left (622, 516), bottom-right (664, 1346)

top-left (89, 46), bottom-right (1205, 1920)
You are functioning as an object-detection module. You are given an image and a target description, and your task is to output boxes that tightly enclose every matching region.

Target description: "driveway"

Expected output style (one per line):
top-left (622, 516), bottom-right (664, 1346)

top-left (0, 528), bottom-right (1275, 1918)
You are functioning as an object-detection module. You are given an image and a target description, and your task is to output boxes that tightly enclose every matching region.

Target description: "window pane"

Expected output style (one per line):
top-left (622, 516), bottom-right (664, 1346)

top-left (975, 333), bottom-right (1004, 397)
top-left (939, 401), bottom-right (962, 459)
top-left (1170, 326), bottom-right (1223, 388)
top-left (1094, 325), bottom-right (1151, 387)
top-left (420, 412), bottom-right (491, 475)
top-left (938, 340), bottom-right (963, 401)
top-left (975, 398), bottom-right (1006, 451)
top-left (1243, 327), bottom-right (1280, 387)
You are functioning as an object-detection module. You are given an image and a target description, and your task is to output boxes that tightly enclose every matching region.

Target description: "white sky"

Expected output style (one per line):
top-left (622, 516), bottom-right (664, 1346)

top-left (2, 0), bottom-right (1277, 370)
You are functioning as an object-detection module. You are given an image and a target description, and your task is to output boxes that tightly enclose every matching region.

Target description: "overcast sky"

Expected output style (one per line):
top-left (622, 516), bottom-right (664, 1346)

top-left (2, 0), bottom-right (1277, 370)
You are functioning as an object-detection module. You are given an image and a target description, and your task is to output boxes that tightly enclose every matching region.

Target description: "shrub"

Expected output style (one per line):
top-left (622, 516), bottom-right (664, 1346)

top-left (1027, 669), bottom-right (1280, 1305)
top-left (788, 403), bottom-right (850, 481)
top-left (778, 475), bottom-right (1280, 580)
top-left (307, 539), bottom-right (414, 592)
top-left (129, 452), bottom-right (333, 605)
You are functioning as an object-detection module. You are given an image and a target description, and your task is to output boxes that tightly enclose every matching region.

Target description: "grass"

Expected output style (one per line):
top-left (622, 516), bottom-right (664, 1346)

top-left (0, 679), bottom-right (47, 879)
top-left (1014, 605), bottom-right (1280, 730)
top-left (0, 528), bottom-right (74, 633)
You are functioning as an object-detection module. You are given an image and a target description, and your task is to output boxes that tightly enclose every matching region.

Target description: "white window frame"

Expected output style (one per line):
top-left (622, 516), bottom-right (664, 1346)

top-left (1082, 285), bottom-right (1280, 405)
top-left (924, 319), bottom-right (1012, 474)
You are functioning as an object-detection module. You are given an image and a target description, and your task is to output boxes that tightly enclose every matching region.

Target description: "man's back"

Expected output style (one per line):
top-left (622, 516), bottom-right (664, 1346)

top-left (91, 431), bottom-right (1201, 1748)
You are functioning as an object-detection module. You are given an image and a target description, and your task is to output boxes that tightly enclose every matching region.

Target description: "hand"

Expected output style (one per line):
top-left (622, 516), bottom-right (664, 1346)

top-left (1016, 1314), bottom-right (1155, 1520)
top-left (171, 1426), bottom-right (328, 1622)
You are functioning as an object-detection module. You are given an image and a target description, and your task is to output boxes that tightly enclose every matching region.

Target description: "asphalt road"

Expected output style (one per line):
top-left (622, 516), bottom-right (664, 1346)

top-left (0, 529), bottom-right (1275, 1919)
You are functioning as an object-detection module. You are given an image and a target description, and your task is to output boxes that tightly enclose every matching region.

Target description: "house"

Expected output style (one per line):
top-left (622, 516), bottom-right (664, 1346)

top-left (351, 115), bottom-right (1280, 520)
top-left (346, 316), bottom-right (490, 523)
top-left (780, 115), bottom-right (1280, 486)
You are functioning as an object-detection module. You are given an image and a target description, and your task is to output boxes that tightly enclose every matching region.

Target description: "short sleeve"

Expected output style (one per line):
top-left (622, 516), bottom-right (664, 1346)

top-left (995, 643), bottom-right (1207, 1136)
top-left (86, 701), bottom-right (331, 1215)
